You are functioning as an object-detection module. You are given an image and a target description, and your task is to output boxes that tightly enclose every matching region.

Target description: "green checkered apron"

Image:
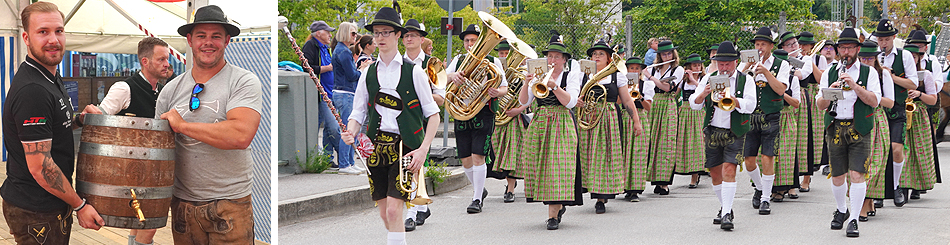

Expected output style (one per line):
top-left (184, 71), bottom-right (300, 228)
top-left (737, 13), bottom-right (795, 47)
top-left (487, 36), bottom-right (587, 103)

top-left (579, 104), bottom-right (625, 195)
top-left (770, 106), bottom-right (800, 188)
top-left (625, 110), bottom-right (651, 191)
top-left (521, 106), bottom-right (579, 201)
top-left (866, 107), bottom-right (891, 199)
top-left (675, 103), bottom-right (707, 174)
top-left (807, 83), bottom-right (825, 170)
top-left (492, 118), bottom-right (526, 177)
top-left (647, 93), bottom-right (678, 183)
top-left (901, 101), bottom-right (937, 191)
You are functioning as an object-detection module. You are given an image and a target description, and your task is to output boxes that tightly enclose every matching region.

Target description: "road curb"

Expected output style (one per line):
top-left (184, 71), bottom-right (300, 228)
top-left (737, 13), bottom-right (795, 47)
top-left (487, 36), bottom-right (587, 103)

top-left (278, 168), bottom-right (469, 226)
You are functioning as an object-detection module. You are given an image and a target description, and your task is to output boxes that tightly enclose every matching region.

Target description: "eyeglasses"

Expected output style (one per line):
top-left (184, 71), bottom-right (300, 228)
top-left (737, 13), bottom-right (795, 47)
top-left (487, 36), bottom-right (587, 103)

top-left (190, 83), bottom-right (204, 111)
top-left (858, 57), bottom-right (876, 63)
top-left (373, 30), bottom-right (396, 37)
top-left (838, 45), bottom-right (860, 51)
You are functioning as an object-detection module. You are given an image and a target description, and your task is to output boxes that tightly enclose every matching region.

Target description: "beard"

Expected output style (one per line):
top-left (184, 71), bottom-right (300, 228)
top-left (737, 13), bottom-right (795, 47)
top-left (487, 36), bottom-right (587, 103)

top-left (29, 43), bottom-right (64, 67)
top-left (840, 54), bottom-right (856, 66)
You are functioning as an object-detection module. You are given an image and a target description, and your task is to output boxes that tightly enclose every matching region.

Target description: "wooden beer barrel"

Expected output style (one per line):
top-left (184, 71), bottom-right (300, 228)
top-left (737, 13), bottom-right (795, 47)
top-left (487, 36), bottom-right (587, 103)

top-left (76, 114), bottom-right (175, 229)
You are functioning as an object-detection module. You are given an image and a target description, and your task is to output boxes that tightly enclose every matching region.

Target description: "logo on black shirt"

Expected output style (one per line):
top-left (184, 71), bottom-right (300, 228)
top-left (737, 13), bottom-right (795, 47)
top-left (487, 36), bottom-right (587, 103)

top-left (23, 117), bottom-right (47, 126)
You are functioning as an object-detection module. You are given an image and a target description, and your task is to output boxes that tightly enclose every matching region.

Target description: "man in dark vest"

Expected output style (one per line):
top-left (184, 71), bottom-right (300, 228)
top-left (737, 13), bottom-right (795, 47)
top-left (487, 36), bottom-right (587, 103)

top-left (739, 27), bottom-right (791, 215)
top-left (445, 23), bottom-right (508, 214)
top-left (80, 36), bottom-right (170, 245)
top-left (342, 7), bottom-right (441, 245)
top-left (689, 41), bottom-right (757, 230)
top-left (872, 18), bottom-right (919, 207)
top-left (816, 27), bottom-right (883, 237)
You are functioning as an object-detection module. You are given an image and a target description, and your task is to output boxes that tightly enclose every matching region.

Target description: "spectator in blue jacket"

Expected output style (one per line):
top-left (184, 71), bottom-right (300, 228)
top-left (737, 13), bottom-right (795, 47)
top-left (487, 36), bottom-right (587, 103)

top-left (331, 22), bottom-right (367, 175)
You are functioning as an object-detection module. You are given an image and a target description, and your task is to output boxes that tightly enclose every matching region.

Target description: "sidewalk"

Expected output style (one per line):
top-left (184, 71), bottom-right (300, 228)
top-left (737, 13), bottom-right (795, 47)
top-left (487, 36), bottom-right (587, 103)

top-left (278, 128), bottom-right (468, 226)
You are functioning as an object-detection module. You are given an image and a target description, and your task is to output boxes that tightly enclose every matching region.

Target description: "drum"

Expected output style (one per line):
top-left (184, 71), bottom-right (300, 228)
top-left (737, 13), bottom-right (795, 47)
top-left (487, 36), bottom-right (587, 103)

top-left (76, 114), bottom-right (175, 229)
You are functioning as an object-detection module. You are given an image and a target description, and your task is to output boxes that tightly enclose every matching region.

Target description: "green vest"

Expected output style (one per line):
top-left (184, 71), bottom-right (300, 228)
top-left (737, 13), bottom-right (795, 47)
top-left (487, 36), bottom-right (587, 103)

top-left (365, 58), bottom-right (426, 149)
top-left (703, 71), bottom-right (751, 137)
top-left (755, 58), bottom-right (785, 114)
top-left (824, 63), bottom-right (875, 135)
top-left (887, 48), bottom-right (910, 118)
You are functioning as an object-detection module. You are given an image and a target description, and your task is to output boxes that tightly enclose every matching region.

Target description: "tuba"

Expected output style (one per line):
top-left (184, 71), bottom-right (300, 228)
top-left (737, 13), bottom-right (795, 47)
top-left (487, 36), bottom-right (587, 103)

top-left (494, 38), bottom-right (538, 126)
top-left (578, 53), bottom-right (627, 130)
top-left (445, 12), bottom-right (519, 121)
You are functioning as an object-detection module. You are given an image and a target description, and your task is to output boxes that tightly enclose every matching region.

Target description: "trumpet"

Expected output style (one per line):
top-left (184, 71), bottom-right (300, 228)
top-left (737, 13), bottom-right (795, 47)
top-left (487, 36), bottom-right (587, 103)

top-left (906, 97), bottom-right (916, 129)
top-left (744, 51), bottom-right (764, 77)
top-left (530, 64), bottom-right (556, 98)
top-left (629, 83), bottom-right (642, 100)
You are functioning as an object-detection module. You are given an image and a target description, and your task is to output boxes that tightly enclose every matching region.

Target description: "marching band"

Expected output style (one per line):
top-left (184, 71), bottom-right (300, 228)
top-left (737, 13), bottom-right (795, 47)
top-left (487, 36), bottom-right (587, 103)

top-left (342, 7), bottom-right (945, 243)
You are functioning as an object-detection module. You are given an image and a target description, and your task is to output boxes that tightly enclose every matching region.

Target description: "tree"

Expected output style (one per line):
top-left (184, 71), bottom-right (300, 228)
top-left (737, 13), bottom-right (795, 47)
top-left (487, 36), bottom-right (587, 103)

top-left (515, 0), bottom-right (627, 59)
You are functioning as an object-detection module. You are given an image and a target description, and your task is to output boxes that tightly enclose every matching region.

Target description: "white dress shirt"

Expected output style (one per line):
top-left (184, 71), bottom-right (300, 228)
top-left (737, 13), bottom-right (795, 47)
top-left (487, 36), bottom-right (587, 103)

top-left (644, 65), bottom-right (684, 92)
top-left (879, 47), bottom-right (919, 84)
top-left (446, 54), bottom-right (508, 87)
top-left (99, 72), bottom-right (156, 115)
top-left (350, 51), bottom-right (441, 134)
top-left (816, 63), bottom-right (883, 120)
top-left (788, 75), bottom-right (802, 102)
top-left (881, 69), bottom-right (896, 101)
top-left (689, 70), bottom-right (758, 129)
top-left (922, 54), bottom-right (945, 90)
top-left (519, 69), bottom-right (582, 109)
top-left (919, 70), bottom-right (938, 95)
top-left (738, 55), bottom-right (792, 88)
top-left (797, 54), bottom-right (814, 79)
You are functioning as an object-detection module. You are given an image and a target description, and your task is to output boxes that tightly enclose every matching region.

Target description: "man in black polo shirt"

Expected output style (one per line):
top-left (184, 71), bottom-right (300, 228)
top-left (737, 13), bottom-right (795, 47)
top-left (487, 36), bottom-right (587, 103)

top-left (2, 2), bottom-right (104, 244)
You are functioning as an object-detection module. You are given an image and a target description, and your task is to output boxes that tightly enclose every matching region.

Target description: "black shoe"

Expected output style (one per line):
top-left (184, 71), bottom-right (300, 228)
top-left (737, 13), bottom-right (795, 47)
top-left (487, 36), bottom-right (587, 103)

top-left (415, 209), bottom-right (431, 225)
top-left (623, 192), bottom-right (633, 201)
top-left (821, 165), bottom-right (831, 176)
top-left (629, 193), bottom-right (640, 202)
top-left (557, 206), bottom-right (566, 222)
top-left (788, 192), bottom-right (799, 199)
top-left (920, 190), bottom-right (927, 194)
top-left (910, 189), bottom-right (921, 199)
top-left (873, 199), bottom-right (883, 208)
top-left (759, 201), bottom-right (771, 215)
top-left (859, 215), bottom-right (868, 222)
top-left (653, 185), bottom-right (662, 194)
top-left (546, 218), bottom-right (559, 230)
top-left (688, 183), bottom-right (698, 189)
top-left (831, 210), bottom-right (848, 230)
top-left (482, 188), bottom-right (489, 200)
top-left (466, 199), bottom-right (482, 214)
top-left (720, 212), bottom-right (734, 230)
top-left (504, 192), bottom-right (515, 203)
top-left (713, 209), bottom-right (722, 224)
top-left (658, 186), bottom-right (670, 195)
top-left (771, 193), bottom-right (785, 202)
top-left (404, 218), bottom-right (416, 231)
top-left (752, 189), bottom-right (762, 209)
top-left (595, 201), bottom-right (606, 214)
top-left (894, 188), bottom-right (907, 207)
top-left (799, 187), bottom-right (810, 192)
top-left (846, 219), bottom-right (859, 237)
top-left (867, 210), bottom-right (876, 217)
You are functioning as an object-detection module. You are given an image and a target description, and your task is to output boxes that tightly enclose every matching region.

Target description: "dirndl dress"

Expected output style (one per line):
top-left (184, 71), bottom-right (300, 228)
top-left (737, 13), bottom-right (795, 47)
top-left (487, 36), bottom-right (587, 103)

top-left (674, 102), bottom-right (706, 175)
top-left (900, 101), bottom-right (937, 191)
top-left (579, 104), bottom-right (625, 198)
top-left (624, 109), bottom-right (650, 193)
top-left (521, 106), bottom-right (583, 205)
top-left (647, 92), bottom-right (678, 185)
top-left (865, 107), bottom-right (891, 199)
top-left (491, 115), bottom-right (527, 178)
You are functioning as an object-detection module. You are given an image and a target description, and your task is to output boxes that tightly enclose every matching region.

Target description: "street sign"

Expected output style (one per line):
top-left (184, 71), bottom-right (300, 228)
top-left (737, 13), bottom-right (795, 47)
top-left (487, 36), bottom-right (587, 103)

top-left (436, 0), bottom-right (470, 13)
top-left (441, 17), bottom-right (463, 35)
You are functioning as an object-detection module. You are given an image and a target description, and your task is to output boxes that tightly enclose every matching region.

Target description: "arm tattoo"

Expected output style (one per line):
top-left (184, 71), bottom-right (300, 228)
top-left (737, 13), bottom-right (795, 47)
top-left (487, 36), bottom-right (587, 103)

top-left (23, 141), bottom-right (68, 194)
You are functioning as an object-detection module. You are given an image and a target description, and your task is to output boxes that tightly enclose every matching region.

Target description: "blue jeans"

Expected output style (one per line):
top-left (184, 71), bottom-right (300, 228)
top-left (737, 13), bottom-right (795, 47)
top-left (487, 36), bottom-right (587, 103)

top-left (318, 97), bottom-right (343, 167)
top-left (330, 92), bottom-right (355, 169)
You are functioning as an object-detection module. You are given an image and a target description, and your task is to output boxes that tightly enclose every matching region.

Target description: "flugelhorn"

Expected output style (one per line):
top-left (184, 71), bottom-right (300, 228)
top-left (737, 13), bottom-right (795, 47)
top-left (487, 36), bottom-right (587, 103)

top-left (410, 164), bottom-right (433, 205)
top-left (396, 145), bottom-right (416, 194)
top-left (906, 97), bottom-right (916, 129)
top-left (578, 53), bottom-right (627, 130)
top-left (744, 50), bottom-right (764, 77)
top-left (495, 38), bottom-right (539, 126)
top-left (710, 77), bottom-right (736, 111)
top-left (445, 11), bottom-right (518, 121)
top-left (530, 64), bottom-right (556, 99)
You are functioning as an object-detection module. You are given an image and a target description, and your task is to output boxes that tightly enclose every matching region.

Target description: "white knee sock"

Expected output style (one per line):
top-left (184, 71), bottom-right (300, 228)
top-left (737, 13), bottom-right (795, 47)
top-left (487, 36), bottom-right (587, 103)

top-left (831, 182), bottom-right (849, 213)
top-left (387, 232), bottom-right (406, 245)
top-left (406, 205), bottom-right (418, 221)
top-left (473, 164), bottom-right (487, 201)
top-left (721, 182), bottom-right (737, 215)
top-left (713, 184), bottom-right (723, 204)
top-left (464, 166), bottom-right (474, 184)
top-left (849, 182), bottom-right (867, 222)
top-left (418, 205), bottom-right (428, 212)
top-left (747, 167), bottom-right (763, 191)
top-left (761, 174), bottom-right (775, 202)
top-left (893, 161), bottom-right (904, 189)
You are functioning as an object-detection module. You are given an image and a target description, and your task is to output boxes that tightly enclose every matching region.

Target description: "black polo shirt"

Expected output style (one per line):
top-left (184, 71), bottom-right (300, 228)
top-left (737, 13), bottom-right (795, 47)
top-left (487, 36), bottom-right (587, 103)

top-left (1, 56), bottom-right (76, 212)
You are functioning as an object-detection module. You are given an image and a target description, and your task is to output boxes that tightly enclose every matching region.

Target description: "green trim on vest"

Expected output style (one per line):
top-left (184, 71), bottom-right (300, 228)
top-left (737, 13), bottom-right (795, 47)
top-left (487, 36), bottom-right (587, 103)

top-left (703, 71), bottom-right (751, 136)
top-left (824, 63), bottom-right (875, 135)
top-left (365, 58), bottom-right (426, 149)
top-left (755, 58), bottom-right (785, 114)
top-left (887, 48), bottom-right (910, 119)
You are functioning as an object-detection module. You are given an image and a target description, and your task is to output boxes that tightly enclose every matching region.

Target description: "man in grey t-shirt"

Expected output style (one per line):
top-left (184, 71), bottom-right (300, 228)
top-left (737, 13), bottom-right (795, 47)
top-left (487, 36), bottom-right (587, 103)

top-left (155, 5), bottom-right (262, 244)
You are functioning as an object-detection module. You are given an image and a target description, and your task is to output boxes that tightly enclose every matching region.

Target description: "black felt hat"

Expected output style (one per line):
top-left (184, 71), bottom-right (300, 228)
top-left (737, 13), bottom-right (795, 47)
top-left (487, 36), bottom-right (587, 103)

top-left (403, 19), bottom-right (427, 37)
top-left (871, 19), bottom-right (898, 37)
top-left (707, 44), bottom-right (720, 51)
top-left (904, 44), bottom-right (924, 54)
top-left (459, 24), bottom-right (480, 41)
top-left (684, 53), bottom-right (703, 64)
top-left (772, 49), bottom-right (789, 61)
top-left (656, 40), bottom-right (677, 53)
top-left (178, 5), bottom-right (240, 37)
top-left (711, 41), bottom-right (739, 61)
top-left (857, 41), bottom-right (881, 57)
top-left (626, 56), bottom-right (645, 66)
top-left (778, 31), bottom-right (798, 47)
top-left (495, 40), bottom-right (510, 51)
top-left (364, 7), bottom-right (405, 33)
top-left (750, 27), bottom-right (776, 44)
top-left (797, 31), bottom-right (817, 44)
top-left (586, 39), bottom-right (614, 57)
top-left (542, 33), bottom-right (572, 59)
top-left (836, 28), bottom-right (861, 45)
top-left (906, 30), bottom-right (930, 44)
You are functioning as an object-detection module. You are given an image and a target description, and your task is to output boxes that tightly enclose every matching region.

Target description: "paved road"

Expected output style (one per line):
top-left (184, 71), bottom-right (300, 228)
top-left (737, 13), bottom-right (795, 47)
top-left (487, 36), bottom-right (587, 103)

top-left (280, 145), bottom-right (950, 244)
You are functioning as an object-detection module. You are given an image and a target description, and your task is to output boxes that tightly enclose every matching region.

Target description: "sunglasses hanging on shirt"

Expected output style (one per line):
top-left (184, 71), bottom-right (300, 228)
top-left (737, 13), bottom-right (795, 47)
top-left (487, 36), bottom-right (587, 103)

top-left (190, 83), bottom-right (205, 111)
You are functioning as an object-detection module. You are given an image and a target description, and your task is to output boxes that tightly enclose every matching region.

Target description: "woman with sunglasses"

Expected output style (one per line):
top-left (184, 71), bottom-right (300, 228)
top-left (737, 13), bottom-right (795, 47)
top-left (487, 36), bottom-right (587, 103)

top-left (854, 41), bottom-right (894, 221)
top-left (643, 40), bottom-right (683, 195)
top-left (331, 22), bottom-right (364, 175)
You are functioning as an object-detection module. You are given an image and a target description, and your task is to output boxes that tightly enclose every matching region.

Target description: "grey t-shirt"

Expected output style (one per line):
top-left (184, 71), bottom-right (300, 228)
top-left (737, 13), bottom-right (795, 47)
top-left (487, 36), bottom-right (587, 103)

top-left (155, 63), bottom-right (263, 201)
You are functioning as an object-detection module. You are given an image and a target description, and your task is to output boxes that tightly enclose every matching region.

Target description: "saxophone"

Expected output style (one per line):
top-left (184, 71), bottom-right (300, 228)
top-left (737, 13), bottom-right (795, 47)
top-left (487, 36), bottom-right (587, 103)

top-left (578, 53), bottom-right (627, 130)
top-left (494, 38), bottom-right (538, 126)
